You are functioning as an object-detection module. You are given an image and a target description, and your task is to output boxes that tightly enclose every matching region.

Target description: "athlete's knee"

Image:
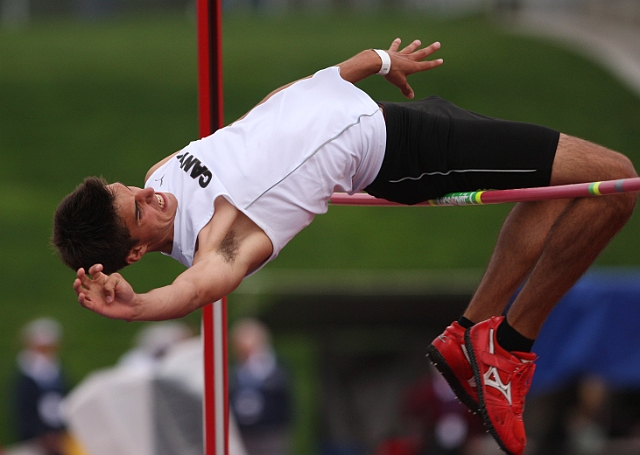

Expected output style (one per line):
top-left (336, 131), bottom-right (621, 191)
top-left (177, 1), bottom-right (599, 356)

top-left (599, 173), bottom-right (638, 226)
top-left (553, 134), bottom-right (637, 222)
top-left (603, 151), bottom-right (637, 221)
top-left (599, 152), bottom-right (637, 220)
top-left (551, 133), bottom-right (638, 184)
top-left (598, 143), bottom-right (638, 180)
top-left (611, 152), bottom-right (637, 180)
top-left (610, 186), bottom-right (637, 222)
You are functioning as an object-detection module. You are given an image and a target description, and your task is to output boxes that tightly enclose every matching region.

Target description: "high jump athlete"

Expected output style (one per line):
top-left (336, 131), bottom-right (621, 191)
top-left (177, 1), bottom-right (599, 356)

top-left (52, 38), bottom-right (637, 455)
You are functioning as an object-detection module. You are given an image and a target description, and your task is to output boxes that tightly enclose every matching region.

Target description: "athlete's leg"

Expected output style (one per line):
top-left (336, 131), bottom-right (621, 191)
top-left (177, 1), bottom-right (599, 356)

top-left (461, 134), bottom-right (636, 455)
top-left (461, 198), bottom-right (570, 324)
top-left (505, 133), bottom-right (637, 338)
top-left (463, 134), bottom-right (636, 334)
top-left (427, 198), bottom-right (569, 418)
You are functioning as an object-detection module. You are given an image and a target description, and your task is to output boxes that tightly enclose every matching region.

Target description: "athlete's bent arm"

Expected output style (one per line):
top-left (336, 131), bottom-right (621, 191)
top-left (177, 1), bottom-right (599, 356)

top-left (73, 254), bottom-right (246, 322)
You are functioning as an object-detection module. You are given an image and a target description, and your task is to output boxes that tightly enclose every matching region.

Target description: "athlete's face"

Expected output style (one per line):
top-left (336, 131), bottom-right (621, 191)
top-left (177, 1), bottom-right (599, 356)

top-left (107, 183), bottom-right (177, 257)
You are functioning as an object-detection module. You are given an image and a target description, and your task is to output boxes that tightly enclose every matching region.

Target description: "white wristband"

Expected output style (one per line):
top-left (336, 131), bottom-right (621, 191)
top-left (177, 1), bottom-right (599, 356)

top-left (372, 49), bottom-right (391, 76)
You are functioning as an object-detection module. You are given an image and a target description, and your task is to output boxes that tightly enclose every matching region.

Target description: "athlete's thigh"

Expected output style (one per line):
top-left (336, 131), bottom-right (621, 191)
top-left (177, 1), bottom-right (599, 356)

top-left (550, 134), bottom-right (637, 185)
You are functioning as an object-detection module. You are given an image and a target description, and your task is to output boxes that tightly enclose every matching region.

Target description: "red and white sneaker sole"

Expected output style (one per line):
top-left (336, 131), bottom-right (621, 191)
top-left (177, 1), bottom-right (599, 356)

top-left (426, 343), bottom-right (479, 413)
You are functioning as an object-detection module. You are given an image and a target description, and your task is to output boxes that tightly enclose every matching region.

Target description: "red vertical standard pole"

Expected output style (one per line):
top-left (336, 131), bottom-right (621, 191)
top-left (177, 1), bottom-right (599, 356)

top-left (196, 0), bottom-right (228, 454)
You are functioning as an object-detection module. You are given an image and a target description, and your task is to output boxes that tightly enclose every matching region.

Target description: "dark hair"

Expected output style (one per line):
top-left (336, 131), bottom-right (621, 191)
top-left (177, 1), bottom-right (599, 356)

top-left (52, 176), bottom-right (138, 274)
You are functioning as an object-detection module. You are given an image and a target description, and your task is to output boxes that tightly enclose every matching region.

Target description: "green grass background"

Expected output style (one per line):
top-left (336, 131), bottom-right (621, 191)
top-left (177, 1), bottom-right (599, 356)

top-left (1, 10), bottom-right (640, 450)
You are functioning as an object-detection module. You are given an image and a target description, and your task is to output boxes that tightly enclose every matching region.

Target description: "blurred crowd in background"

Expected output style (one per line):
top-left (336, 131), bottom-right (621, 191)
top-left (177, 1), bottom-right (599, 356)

top-left (6, 314), bottom-right (640, 455)
top-left (3, 317), bottom-right (294, 455)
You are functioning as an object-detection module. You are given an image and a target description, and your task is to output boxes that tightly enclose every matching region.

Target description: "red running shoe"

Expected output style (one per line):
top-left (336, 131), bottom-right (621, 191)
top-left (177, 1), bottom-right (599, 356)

top-left (464, 316), bottom-right (536, 455)
top-left (426, 321), bottom-right (478, 413)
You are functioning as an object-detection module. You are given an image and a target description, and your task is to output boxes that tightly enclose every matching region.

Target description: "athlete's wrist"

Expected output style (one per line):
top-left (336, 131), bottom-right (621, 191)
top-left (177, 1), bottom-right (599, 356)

top-left (371, 49), bottom-right (391, 75)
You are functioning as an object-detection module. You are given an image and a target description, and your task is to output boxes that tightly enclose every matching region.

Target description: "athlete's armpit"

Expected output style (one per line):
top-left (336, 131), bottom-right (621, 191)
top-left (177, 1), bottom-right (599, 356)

top-left (218, 230), bottom-right (239, 263)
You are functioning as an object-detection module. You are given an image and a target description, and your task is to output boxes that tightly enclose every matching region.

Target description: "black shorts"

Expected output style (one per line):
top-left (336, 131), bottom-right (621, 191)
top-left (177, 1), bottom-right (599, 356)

top-left (364, 96), bottom-right (560, 205)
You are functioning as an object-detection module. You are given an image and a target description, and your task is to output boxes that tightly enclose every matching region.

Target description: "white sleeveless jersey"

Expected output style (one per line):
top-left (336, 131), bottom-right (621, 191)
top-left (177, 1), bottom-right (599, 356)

top-left (145, 66), bottom-right (386, 273)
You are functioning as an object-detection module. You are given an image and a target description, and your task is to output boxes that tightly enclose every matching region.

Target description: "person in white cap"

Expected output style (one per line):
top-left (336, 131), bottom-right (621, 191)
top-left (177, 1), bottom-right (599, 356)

top-left (13, 318), bottom-right (69, 455)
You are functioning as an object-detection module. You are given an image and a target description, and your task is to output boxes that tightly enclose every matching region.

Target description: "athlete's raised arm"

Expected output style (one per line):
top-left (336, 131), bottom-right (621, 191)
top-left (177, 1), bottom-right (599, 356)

top-left (233, 38), bottom-right (442, 123)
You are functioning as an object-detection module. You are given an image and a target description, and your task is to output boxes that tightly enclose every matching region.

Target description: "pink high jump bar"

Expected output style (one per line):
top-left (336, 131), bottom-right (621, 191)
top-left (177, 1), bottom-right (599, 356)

top-left (330, 177), bottom-right (640, 207)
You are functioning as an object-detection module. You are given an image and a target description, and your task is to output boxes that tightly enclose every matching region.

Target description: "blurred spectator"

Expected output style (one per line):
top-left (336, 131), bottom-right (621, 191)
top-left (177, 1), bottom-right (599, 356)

top-left (527, 375), bottom-right (610, 455)
top-left (230, 318), bottom-right (292, 455)
top-left (375, 364), bottom-right (484, 455)
top-left (63, 324), bottom-right (248, 455)
top-left (12, 318), bottom-right (70, 455)
top-left (566, 376), bottom-right (609, 455)
top-left (117, 321), bottom-right (193, 373)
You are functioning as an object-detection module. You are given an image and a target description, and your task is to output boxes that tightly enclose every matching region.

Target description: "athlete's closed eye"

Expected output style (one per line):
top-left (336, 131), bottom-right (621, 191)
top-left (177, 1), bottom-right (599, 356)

top-left (123, 184), bottom-right (141, 221)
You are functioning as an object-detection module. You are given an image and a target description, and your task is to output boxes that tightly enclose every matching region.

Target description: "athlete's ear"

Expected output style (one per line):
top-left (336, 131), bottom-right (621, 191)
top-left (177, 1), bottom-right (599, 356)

top-left (126, 245), bottom-right (147, 264)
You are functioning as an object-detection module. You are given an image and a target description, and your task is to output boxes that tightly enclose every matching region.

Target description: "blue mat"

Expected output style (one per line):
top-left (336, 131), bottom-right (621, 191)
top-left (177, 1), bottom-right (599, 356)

top-left (531, 268), bottom-right (640, 395)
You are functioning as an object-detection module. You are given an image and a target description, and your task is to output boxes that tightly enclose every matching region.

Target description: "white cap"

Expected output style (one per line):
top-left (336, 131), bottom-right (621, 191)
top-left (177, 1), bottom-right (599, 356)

top-left (22, 318), bottom-right (62, 347)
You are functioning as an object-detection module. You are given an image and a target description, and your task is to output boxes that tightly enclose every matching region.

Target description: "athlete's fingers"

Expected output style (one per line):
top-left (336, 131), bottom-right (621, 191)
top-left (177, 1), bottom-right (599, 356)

top-left (400, 39), bottom-right (422, 55)
top-left (419, 41), bottom-right (441, 59)
top-left (416, 57), bottom-right (444, 72)
top-left (388, 74), bottom-right (414, 99)
top-left (77, 291), bottom-right (89, 308)
top-left (78, 292), bottom-right (103, 314)
top-left (401, 82), bottom-right (415, 99)
top-left (405, 42), bottom-right (441, 64)
top-left (76, 268), bottom-right (94, 289)
top-left (87, 263), bottom-right (105, 279)
top-left (403, 57), bottom-right (443, 77)
top-left (105, 272), bottom-right (129, 303)
top-left (388, 38), bottom-right (401, 53)
top-left (73, 277), bottom-right (84, 295)
top-left (102, 274), bottom-right (121, 304)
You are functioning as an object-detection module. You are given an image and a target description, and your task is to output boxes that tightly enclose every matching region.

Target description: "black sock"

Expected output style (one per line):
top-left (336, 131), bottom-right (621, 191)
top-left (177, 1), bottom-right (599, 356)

top-left (457, 316), bottom-right (475, 329)
top-left (497, 318), bottom-right (535, 353)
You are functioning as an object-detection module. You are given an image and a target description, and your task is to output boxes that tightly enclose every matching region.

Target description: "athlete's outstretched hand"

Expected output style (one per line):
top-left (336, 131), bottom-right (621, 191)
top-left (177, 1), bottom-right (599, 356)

top-left (337, 38), bottom-right (443, 99)
top-left (73, 264), bottom-right (139, 321)
top-left (384, 38), bottom-right (443, 99)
